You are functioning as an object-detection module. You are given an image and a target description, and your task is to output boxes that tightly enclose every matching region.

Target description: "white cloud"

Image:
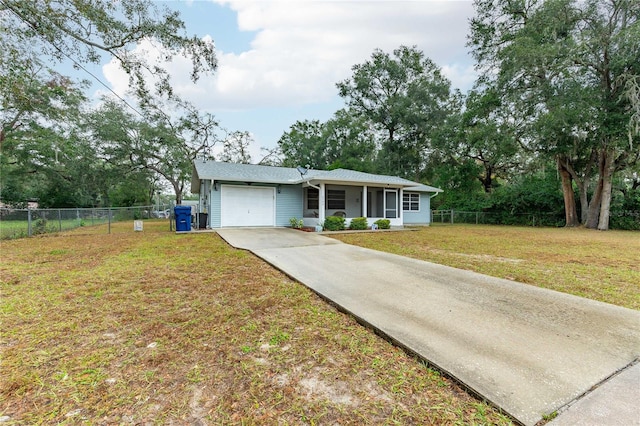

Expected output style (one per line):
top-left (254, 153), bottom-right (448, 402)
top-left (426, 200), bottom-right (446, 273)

top-left (102, 1), bottom-right (477, 112)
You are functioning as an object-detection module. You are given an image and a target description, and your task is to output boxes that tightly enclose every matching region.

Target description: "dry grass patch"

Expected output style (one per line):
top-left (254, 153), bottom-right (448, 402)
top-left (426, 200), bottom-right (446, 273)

top-left (332, 224), bottom-right (640, 310)
top-left (1, 221), bottom-right (511, 424)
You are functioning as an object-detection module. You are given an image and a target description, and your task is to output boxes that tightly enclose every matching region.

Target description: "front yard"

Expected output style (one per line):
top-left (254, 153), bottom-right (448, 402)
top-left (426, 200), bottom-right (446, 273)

top-left (1, 221), bottom-right (510, 424)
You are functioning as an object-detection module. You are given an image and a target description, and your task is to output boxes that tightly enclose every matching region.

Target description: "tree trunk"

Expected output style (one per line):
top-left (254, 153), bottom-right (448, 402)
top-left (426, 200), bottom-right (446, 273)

top-left (585, 151), bottom-right (606, 229)
top-left (597, 149), bottom-right (615, 231)
top-left (557, 157), bottom-right (579, 227)
top-left (577, 182), bottom-right (589, 224)
top-left (481, 163), bottom-right (493, 193)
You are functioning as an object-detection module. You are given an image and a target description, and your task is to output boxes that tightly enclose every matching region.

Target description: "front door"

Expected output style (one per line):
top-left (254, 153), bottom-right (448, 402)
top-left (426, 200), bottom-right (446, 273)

top-left (384, 190), bottom-right (397, 219)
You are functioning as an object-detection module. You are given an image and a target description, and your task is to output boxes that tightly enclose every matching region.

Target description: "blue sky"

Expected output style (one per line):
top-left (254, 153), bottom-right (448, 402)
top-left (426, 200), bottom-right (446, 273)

top-left (95, 0), bottom-right (478, 162)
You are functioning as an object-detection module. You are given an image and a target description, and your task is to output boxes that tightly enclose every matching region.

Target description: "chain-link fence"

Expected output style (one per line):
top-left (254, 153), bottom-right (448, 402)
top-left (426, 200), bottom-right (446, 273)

top-left (431, 210), bottom-right (566, 227)
top-left (0, 205), bottom-right (172, 240)
top-left (431, 209), bottom-right (640, 229)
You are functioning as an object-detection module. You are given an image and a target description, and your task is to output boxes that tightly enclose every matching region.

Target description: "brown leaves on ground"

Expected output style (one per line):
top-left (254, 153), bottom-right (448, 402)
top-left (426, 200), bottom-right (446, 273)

top-left (0, 221), bottom-right (511, 425)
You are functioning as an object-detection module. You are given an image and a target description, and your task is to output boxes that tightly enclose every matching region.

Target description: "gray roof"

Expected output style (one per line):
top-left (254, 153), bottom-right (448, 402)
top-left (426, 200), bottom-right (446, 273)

top-left (404, 184), bottom-right (443, 193)
top-left (191, 160), bottom-right (442, 193)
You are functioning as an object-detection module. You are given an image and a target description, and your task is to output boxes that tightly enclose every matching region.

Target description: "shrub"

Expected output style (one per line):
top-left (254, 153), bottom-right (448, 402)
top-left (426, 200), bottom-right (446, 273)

top-left (33, 218), bottom-right (48, 235)
top-left (374, 219), bottom-right (391, 229)
top-left (349, 217), bottom-right (368, 230)
top-left (323, 216), bottom-right (346, 231)
top-left (289, 217), bottom-right (304, 229)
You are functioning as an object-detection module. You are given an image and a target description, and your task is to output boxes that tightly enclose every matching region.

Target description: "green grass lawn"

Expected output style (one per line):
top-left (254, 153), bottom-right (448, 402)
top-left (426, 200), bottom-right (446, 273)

top-left (0, 218), bottom-right (109, 240)
top-left (332, 224), bottom-right (640, 310)
top-left (0, 222), bottom-right (511, 424)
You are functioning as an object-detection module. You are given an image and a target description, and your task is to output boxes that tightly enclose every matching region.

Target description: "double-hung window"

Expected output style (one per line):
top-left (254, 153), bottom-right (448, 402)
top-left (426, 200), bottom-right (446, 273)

top-left (307, 188), bottom-right (319, 209)
top-left (403, 193), bottom-right (420, 211)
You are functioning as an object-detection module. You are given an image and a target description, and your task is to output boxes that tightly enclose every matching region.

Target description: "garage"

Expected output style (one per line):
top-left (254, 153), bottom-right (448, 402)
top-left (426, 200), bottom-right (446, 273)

top-left (220, 185), bottom-right (275, 227)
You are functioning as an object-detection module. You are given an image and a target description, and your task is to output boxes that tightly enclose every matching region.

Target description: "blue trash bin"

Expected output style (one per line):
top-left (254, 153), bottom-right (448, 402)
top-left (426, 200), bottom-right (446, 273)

top-left (174, 205), bottom-right (192, 232)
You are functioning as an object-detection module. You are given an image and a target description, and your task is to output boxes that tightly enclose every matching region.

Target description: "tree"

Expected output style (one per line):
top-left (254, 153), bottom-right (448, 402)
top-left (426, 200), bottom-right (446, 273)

top-left (0, 0), bottom-right (216, 102)
top-left (336, 45), bottom-right (452, 180)
top-left (277, 120), bottom-right (327, 169)
top-left (0, 59), bottom-right (92, 205)
top-left (469, 0), bottom-right (640, 230)
top-left (220, 131), bottom-right (253, 164)
top-left (87, 97), bottom-right (219, 205)
top-left (438, 87), bottom-right (522, 193)
top-left (277, 109), bottom-right (376, 171)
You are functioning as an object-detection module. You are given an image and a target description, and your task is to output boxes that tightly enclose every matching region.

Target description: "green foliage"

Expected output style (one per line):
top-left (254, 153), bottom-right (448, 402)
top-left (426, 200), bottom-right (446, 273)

top-left (610, 188), bottom-right (640, 230)
top-left (323, 216), bottom-right (346, 231)
top-left (337, 45), bottom-right (453, 179)
top-left (349, 217), bottom-right (368, 230)
top-left (278, 109), bottom-right (376, 172)
top-left (1, 0), bottom-right (216, 102)
top-left (289, 217), bottom-right (304, 229)
top-left (469, 0), bottom-right (640, 230)
top-left (374, 219), bottom-right (391, 229)
top-left (33, 218), bottom-right (48, 235)
top-left (0, 0), bottom-right (219, 208)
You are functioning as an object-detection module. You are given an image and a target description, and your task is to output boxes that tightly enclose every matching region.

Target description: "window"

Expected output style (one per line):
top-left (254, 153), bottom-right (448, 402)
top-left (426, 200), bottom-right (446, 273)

top-left (307, 188), bottom-right (319, 209)
top-left (403, 193), bottom-right (420, 211)
top-left (327, 189), bottom-right (346, 209)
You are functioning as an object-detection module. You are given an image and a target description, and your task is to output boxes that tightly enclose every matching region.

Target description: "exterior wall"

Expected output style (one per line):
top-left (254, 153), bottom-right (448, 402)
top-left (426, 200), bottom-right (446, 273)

top-left (275, 184), bottom-right (303, 226)
top-left (207, 181), bottom-right (302, 228)
top-left (210, 183), bottom-right (222, 228)
top-left (402, 192), bottom-right (432, 225)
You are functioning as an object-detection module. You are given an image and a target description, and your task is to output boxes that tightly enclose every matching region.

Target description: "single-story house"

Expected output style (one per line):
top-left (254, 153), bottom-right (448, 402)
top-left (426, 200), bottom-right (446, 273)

top-left (191, 160), bottom-right (442, 228)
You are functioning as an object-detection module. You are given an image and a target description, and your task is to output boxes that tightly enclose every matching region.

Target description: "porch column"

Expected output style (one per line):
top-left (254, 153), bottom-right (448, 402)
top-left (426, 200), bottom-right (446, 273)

top-left (362, 185), bottom-right (368, 218)
top-left (319, 182), bottom-right (326, 225)
top-left (399, 188), bottom-right (404, 224)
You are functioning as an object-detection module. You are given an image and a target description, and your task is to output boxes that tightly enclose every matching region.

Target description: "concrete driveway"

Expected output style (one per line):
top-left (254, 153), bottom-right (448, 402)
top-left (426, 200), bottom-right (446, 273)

top-left (216, 228), bottom-right (640, 426)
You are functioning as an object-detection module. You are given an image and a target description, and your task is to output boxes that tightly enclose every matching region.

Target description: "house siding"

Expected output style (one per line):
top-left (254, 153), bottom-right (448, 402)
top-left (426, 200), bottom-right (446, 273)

top-left (208, 182), bottom-right (302, 228)
top-left (403, 192), bottom-right (432, 225)
top-left (210, 183), bottom-right (222, 228)
top-left (276, 185), bottom-right (303, 226)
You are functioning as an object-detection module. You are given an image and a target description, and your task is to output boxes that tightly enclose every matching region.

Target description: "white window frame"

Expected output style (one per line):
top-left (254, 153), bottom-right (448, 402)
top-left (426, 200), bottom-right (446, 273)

top-left (403, 193), bottom-right (420, 212)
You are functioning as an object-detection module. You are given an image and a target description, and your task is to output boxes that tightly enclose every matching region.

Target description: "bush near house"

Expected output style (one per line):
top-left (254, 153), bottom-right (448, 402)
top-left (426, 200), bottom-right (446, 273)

top-left (374, 219), bottom-right (391, 229)
top-left (323, 216), bottom-right (346, 231)
top-left (349, 217), bottom-right (368, 230)
top-left (289, 217), bottom-right (304, 229)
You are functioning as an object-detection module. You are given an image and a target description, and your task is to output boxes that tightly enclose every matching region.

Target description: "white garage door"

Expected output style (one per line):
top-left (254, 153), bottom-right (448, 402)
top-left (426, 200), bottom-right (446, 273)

top-left (221, 185), bottom-right (275, 227)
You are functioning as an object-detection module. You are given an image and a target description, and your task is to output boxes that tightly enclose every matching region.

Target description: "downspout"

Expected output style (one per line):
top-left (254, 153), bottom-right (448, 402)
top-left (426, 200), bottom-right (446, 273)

top-left (305, 181), bottom-right (321, 191)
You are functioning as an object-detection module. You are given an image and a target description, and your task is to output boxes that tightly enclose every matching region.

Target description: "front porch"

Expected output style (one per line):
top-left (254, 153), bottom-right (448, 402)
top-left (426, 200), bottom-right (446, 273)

top-left (301, 183), bottom-right (404, 228)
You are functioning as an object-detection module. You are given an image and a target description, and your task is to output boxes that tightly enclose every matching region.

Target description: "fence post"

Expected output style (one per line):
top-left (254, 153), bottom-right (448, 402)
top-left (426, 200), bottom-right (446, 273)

top-left (450, 209), bottom-right (454, 224)
top-left (28, 209), bottom-right (32, 236)
top-left (58, 209), bottom-right (62, 232)
top-left (476, 212), bottom-right (479, 225)
top-left (108, 208), bottom-right (112, 234)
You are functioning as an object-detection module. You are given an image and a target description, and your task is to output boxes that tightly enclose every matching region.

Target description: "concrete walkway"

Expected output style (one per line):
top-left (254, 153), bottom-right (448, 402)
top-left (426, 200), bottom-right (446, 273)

top-left (217, 228), bottom-right (640, 426)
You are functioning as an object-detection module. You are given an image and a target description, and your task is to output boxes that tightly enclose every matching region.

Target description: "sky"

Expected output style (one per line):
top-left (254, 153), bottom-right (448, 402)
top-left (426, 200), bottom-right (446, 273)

top-left (97, 0), bottom-right (478, 162)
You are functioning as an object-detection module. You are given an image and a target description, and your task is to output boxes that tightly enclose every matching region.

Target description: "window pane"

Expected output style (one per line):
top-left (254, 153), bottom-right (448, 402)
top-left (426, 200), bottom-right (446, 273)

top-left (327, 190), bottom-right (345, 210)
top-left (307, 188), bottom-right (319, 209)
top-left (403, 193), bottom-right (419, 211)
